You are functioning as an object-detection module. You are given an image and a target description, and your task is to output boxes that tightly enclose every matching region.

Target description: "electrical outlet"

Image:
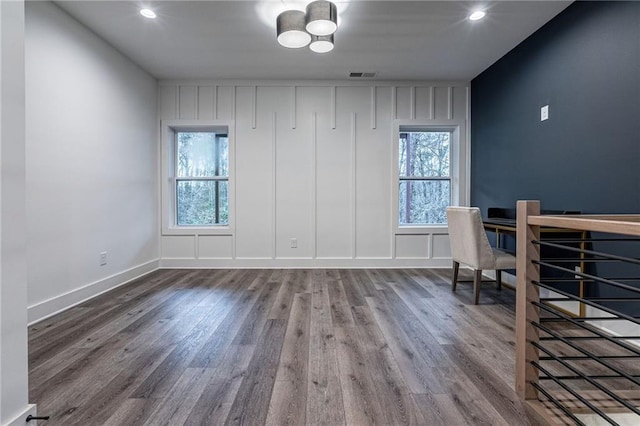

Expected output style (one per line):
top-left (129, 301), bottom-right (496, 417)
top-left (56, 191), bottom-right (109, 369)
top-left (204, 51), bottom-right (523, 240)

top-left (290, 238), bottom-right (297, 248)
top-left (100, 251), bottom-right (107, 266)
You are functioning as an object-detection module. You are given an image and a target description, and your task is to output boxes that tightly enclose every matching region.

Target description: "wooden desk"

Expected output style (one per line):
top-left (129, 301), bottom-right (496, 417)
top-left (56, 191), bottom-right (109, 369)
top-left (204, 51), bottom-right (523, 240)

top-left (483, 217), bottom-right (587, 316)
top-left (483, 217), bottom-right (584, 243)
top-left (483, 218), bottom-right (516, 250)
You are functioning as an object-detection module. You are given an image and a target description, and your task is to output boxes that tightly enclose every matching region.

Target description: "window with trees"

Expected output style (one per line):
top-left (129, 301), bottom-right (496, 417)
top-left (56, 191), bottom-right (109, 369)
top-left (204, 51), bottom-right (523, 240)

top-left (175, 131), bottom-right (228, 226)
top-left (398, 130), bottom-right (451, 225)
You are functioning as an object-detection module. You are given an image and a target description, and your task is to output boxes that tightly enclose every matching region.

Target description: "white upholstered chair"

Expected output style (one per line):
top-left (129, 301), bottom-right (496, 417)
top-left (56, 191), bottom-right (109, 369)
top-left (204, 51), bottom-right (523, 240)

top-left (446, 206), bottom-right (517, 304)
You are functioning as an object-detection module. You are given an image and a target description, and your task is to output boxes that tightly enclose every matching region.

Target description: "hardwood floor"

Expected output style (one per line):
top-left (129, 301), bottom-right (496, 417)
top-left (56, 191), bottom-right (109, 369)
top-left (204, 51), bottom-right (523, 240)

top-left (29, 268), bottom-right (536, 425)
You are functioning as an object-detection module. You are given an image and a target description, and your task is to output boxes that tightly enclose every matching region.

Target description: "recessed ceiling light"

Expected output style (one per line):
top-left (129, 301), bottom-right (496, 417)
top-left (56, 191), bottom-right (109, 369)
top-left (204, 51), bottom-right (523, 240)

top-left (469, 10), bottom-right (486, 21)
top-left (140, 8), bottom-right (157, 19)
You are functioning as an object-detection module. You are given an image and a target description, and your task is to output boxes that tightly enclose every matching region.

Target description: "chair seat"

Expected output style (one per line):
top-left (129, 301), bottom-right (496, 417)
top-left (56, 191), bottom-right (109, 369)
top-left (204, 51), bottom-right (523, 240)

top-left (493, 248), bottom-right (516, 270)
top-left (447, 206), bottom-right (517, 304)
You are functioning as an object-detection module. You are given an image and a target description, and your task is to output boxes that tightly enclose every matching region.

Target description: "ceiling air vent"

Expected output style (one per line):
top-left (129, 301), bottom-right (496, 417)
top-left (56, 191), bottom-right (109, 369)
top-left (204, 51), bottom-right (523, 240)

top-left (349, 72), bottom-right (377, 78)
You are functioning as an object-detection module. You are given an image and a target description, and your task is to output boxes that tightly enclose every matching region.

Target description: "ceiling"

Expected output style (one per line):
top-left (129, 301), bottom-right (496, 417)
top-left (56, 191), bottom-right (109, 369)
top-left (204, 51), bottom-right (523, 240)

top-left (55, 1), bottom-right (572, 81)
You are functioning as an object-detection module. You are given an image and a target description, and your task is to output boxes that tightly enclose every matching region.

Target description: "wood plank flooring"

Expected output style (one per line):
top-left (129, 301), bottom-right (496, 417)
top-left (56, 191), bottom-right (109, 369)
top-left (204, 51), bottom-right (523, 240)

top-left (29, 268), bottom-right (538, 425)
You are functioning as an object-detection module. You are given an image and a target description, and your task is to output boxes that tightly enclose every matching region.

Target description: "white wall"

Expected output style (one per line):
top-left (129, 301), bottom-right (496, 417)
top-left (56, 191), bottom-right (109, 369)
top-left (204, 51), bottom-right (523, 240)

top-left (0, 1), bottom-right (35, 423)
top-left (25, 2), bottom-right (159, 323)
top-left (159, 81), bottom-right (469, 268)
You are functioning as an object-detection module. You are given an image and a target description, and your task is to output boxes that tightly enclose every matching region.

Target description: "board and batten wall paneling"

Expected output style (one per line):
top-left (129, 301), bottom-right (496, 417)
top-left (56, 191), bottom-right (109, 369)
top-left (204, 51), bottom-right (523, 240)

top-left (159, 85), bottom-right (177, 120)
top-left (161, 235), bottom-right (196, 259)
top-left (267, 86), bottom-right (314, 259)
top-left (395, 235), bottom-right (430, 259)
top-left (431, 234), bottom-right (453, 259)
top-left (159, 81), bottom-right (469, 268)
top-left (198, 235), bottom-right (233, 259)
top-left (217, 86), bottom-right (236, 121)
top-left (314, 87), bottom-right (351, 259)
top-left (356, 86), bottom-right (394, 259)
top-left (178, 85), bottom-right (197, 119)
top-left (234, 86), bottom-right (273, 259)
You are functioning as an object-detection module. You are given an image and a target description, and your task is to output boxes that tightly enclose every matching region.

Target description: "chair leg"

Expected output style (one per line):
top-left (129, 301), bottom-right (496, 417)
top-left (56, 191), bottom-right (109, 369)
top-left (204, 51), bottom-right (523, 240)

top-left (496, 270), bottom-right (502, 291)
top-left (473, 269), bottom-right (483, 305)
top-left (451, 261), bottom-right (460, 292)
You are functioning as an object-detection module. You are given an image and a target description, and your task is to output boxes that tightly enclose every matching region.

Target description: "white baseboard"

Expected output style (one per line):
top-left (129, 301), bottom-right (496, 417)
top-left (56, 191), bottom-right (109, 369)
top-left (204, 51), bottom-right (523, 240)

top-left (577, 412), bottom-right (640, 425)
top-left (159, 257), bottom-right (452, 269)
top-left (586, 305), bottom-right (640, 349)
top-left (4, 404), bottom-right (36, 426)
top-left (28, 259), bottom-right (160, 325)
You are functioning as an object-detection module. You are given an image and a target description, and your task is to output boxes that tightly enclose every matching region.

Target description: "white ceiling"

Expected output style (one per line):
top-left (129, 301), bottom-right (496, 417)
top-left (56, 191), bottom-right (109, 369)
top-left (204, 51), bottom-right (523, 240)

top-left (54, 1), bottom-right (572, 81)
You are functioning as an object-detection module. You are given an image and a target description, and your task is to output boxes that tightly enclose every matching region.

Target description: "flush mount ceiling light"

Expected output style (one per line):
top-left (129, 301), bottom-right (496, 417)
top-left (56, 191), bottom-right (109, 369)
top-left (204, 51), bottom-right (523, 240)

top-left (277, 10), bottom-right (312, 48)
top-left (310, 34), bottom-right (334, 53)
top-left (139, 8), bottom-right (157, 19)
top-left (276, 1), bottom-right (338, 53)
top-left (306, 0), bottom-right (338, 36)
top-left (469, 10), bottom-right (486, 21)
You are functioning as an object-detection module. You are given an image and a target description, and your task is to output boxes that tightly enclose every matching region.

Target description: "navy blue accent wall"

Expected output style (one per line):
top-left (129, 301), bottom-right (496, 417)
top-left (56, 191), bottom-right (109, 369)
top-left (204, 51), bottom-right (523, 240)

top-left (471, 1), bottom-right (640, 314)
top-left (471, 1), bottom-right (640, 215)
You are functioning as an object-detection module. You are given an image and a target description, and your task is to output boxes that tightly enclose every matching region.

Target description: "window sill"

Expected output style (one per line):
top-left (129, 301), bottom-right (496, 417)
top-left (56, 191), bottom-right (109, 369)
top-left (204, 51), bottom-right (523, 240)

top-left (162, 226), bottom-right (233, 236)
top-left (395, 225), bottom-right (448, 235)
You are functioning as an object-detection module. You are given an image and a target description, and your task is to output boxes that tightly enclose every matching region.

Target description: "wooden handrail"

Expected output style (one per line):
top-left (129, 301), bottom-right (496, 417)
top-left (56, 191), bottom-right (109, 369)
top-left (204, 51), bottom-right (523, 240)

top-left (527, 214), bottom-right (640, 236)
top-left (515, 201), bottom-right (640, 425)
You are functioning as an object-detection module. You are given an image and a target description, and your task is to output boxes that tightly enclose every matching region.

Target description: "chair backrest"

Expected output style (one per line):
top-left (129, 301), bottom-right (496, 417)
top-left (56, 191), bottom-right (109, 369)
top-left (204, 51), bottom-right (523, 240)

top-left (446, 206), bottom-right (496, 269)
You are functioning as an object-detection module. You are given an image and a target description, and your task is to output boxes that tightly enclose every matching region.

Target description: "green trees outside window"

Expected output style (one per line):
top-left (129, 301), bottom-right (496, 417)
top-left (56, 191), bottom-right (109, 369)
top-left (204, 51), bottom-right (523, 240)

top-left (399, 131), bottom-right (451, 224)
top-left (176, 132), bottom-right (229, 226)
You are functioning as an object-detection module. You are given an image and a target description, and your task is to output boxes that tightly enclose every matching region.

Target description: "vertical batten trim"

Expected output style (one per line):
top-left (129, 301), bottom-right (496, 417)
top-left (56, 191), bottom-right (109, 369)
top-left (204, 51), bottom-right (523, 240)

top-left (311, 113), bottom-right (318, 259)
top-left (194, 235), bottom-right (199, 259)
top-left (392, 235), bottom-right (396, 259)
top-left (429, 86), bottom-right (435, 120)
top-left (410, 86), bottom-right (416, 119)
top-left (195, 86), bottom-right (200, 120)
top-left (213, 85), bottom-right (218, 120)
top-left (291, 86), bottom-right (297, 129)
top-left (466, 85), bottom-right (471, 120)
top-left (447, 86), bottom-right (453, 120)
top-left (390, 113), bottom-right (397, 259)
top-left (251, 86), bottom-right (257, 129)
top-left (351, 112), bottom-right (357, 259)
top-left (232, 86), bottom-right (237, 120)
top-left (465, 85), bottom-right (471, 205)
top-left (232, 118), bottom-right (237, 259)
top-left (175, 85), bottom-right (180, 119)
top-left (370, 86), bottom-right (377, 129)
top-left (330, 86), bottom-right (336, 129)
top-left (271, 112), bottom-right (277, 259)
top-left (391, 86), bottom-right (397, 120)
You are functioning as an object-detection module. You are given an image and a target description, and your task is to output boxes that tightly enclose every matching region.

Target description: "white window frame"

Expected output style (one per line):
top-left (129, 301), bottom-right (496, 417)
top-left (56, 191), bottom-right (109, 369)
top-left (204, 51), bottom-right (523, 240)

top-left (161, 120), bottom-right (234, 236)
top-left (392, 120), bottom-right (467, 234)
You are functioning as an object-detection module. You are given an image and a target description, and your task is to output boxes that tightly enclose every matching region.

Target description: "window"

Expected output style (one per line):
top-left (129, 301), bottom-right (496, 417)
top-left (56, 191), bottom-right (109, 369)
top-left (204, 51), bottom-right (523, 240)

top-left (398, 130), bottom-right (451, 225)
top-left (175, 131), bottom-right (228, 226)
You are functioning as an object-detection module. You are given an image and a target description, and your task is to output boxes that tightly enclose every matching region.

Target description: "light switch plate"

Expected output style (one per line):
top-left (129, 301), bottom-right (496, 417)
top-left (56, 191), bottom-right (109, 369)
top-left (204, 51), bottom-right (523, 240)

top-left (541, 105), bottom-right (549, 121)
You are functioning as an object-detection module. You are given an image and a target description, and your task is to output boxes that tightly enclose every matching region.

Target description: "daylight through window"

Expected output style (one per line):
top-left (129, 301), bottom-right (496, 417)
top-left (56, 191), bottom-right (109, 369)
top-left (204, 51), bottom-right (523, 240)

top-left (175, 131), bottom-right (229, 226)
top-left (398, 130), bottom-right (451, 225)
